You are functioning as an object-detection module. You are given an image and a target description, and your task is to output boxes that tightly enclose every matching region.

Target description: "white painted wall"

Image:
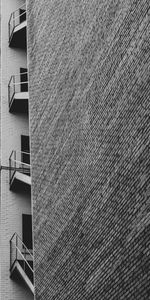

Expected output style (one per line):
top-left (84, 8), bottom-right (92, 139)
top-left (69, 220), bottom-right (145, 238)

top-left (1, 0), bottom-right (33, 299)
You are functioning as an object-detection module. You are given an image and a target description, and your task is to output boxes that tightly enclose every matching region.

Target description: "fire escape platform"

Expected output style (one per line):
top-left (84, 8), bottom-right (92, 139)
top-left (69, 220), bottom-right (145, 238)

top-left (15, 92), bottom-right (28, 99)
top-left (9, 21), bottom-right (27, 48)
top-left (10, 260), bottom-right (34, 294)
top-left (9, 92), bottom-right (29, 113)
top-left (15, 171), bottom-right (31, 185)
top-left (10, 171), bottom-right (31, 190)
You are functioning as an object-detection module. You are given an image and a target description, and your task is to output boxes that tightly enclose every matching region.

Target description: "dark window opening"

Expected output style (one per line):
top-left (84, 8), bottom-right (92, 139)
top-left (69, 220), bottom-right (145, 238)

top-left (21, 135), bottom-right (30, 164)
top-left (20, 68), bottom-right (28, 92)
top-left (19, 9), bottom-right (26, 23)
top-left (22, 214), bottom-right (33, 249)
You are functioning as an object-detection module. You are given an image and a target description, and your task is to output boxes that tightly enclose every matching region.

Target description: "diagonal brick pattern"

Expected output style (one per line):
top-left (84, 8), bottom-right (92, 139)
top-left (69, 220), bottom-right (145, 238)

top-left (27, 0), bottom-right (150, 299)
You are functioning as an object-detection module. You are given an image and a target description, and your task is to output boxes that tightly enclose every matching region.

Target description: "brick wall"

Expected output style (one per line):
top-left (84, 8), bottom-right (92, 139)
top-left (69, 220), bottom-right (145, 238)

top-left (27, 0), bottom-right (150, 299)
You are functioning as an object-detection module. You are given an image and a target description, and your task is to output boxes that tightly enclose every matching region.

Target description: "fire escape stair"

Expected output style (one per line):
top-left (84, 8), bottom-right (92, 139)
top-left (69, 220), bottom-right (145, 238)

top-left (10, 233), bottom-right (34, 294)
top-left (10, 259), bottom-right (34, 294)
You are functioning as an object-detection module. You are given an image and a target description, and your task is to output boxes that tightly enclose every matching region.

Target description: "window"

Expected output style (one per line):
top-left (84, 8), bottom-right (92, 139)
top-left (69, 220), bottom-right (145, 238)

top-left (20, 68), bottom-right (28, 92)
top-left (19, 8), bottom-right (26, 23)
top-left (21, 135), bottom-right (30, 164)
top-left (22, 214), bottom-right (33, 249)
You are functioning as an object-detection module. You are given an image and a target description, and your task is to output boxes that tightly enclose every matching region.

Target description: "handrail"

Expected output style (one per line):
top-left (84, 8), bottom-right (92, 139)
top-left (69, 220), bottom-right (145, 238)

top-left (9, 81), bottom-right (28, 86)
top-left (11, 159), bottom-right (30, 168)
top-left (17, 72), bottom-right (28, 76)
top-left (18, 150), bottom-right (30, 156)
top-left (8, 72), bottom-right (28, 84)
top-left (10, 150), bottom-right (30, 158)
top-left (12, 11), bottom-right (26, 22)
top-left (8, 73), bottom-right (28, 89)
top-left (15, 150), bottom-right (30, 155)
top-left (9, 72), bottom-right (28, 78)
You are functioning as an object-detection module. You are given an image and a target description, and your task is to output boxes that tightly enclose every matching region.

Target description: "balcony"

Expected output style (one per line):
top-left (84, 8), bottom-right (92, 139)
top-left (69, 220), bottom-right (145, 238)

top-left (8, 72), bottom-right (28, 113)
top-left (9, 150), bottom-right (31, 190)
top-left (10, 233), bottom-right (34, 294)
top-left (8, 3), bottom-right (27, 48)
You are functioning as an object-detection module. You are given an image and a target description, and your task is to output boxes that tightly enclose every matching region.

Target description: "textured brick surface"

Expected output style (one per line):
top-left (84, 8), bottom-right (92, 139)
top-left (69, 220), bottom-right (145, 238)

top-left (27, 0), bottom-right (150, 299)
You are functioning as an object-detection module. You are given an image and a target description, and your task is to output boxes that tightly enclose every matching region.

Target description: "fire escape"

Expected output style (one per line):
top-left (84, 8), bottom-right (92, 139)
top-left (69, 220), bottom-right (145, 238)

top-left (10, 233), bottom-right (34, 294)
top-left (8, 3), bottom-right (34, 295)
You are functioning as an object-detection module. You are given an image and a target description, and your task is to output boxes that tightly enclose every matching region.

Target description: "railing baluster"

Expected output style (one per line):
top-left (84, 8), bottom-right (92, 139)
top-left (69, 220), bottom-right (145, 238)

top-left (13, 12), bottom-right (15, 30)
top-left (9, 157), bottom-right (11, 185)
top-left (16, 234), bottom-right (18, 261)
top-left (13, 75), bottom-right (15, 96)
top-left (10, 240), bottom-right (12, 269)
top-left (14, 150), bottom-right (16, 174)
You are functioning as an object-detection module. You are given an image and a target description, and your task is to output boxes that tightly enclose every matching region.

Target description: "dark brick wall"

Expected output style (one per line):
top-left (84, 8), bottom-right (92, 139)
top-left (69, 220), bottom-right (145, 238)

top-left (27, 0), bottom-right (150, 299)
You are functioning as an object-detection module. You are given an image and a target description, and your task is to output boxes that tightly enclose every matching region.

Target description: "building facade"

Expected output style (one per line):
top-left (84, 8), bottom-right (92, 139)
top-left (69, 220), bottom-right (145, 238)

top-left (1, 0), bottom-right (150, 299)
top-left (27, 0), bottom-right (150, 299)
top-left (1, 0), bottom-right (34, 299)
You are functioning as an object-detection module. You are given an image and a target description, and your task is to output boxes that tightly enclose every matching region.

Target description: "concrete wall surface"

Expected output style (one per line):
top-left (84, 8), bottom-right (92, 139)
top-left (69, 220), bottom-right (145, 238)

top-left (27, 0), bottom-right (150, 299)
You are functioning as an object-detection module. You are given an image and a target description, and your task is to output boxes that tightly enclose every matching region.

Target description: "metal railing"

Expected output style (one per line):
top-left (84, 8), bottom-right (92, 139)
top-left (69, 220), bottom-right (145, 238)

top-left (8, 72), bottom-right (28, 108)
top-left (9, 150), bottom-right (30, 185)
top-left (8, 3), bottom-right (26, 43)
top-left (10, 232), bottom-right (34, 284)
